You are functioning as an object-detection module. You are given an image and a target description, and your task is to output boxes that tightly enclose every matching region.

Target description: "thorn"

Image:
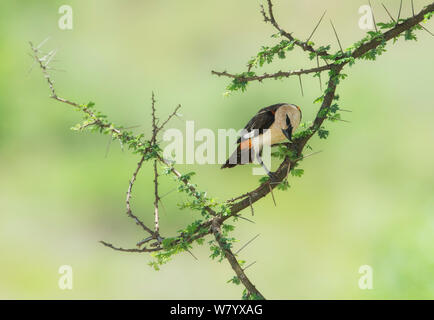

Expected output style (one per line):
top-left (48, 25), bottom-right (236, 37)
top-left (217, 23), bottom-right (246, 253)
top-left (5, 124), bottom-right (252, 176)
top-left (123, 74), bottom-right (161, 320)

top-left (44, 49), bottom-right (58, 67)
top-left (420, 25), bottom-right (434, 37)
top-left (294, 150), bottom-right (323, 162)
top-left (369, 0), bottom-right (378, 32)
top-left (397, 0), bottom-right (403, 22)
top-left (306, 10), bottom-right (327, 43)
top-left (330, 20), bottom-right (344, 53)
top-left (136, 236), bottom-right (154, 247)
top-left (160, 188), bottom-right (176, 199)
top-left (27, 61), bottom-right (36, 76)
top-left (234, 214), bottom-right (256, 224)
top-left (158, 198), bottom-right (167, 216)
top-left (382, 3), bottom-right (396, 22)
top-left (411, 0), bottom-right (415, 17)
top-left (124, 124), bottom-right (142, 130)
top-left (298, 75), bottom-right (304, 97)
top-left (104, 136), bottom-right (113, 158)
top-left (186, 249), bottom-right (198, 261)
top-left (268, 183), bottom-right (276, 206)
top-left (119, 139), bottom-right (124, 152)
top-left (36, 37), bottom-right (51, 50)
top-left (316, 55), bottom-right (323, 91)
top-left (286, 158), bottom-right (291, 178)
top-left (235, 234), bottom-right (260, 255)
top-left (243, 261), bottom-right (257, 271)
top-left (45, 67), bottom-right (66, 73)
top-left (248, 195), bottom-right (254, 216)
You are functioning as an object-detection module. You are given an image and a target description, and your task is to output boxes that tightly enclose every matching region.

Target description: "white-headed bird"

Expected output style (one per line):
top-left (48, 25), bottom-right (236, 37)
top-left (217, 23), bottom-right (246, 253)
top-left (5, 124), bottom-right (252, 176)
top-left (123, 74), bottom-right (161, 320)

top-left (221, 103), bottom-right (302, 180)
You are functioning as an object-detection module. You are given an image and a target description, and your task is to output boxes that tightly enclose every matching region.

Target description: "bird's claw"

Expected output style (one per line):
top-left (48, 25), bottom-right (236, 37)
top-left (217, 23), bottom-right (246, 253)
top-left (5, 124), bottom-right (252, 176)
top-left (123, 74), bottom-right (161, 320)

top-left (267, 172), bottom-right (279, 182)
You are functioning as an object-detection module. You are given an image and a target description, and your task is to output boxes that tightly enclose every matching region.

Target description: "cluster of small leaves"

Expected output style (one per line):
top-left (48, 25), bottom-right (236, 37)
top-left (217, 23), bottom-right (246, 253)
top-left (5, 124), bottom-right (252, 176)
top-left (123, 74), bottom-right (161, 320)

top-left (308, 45), bottom-right (331, 60)
top-left (171, 172), bottom-right (212, 217)
top-left (277, 179), bottom-right (290, 191)
top-left (258, 176), bottom-right (270, 184)
top-left (242, 289), bottom-right (263, 300)
top-left (71, 101), bottom-right (160, 159)
top-left (226, 72), bottom-right (255, 93)
top-left (291, 168), bottom-right (304, 178)
top-left (227, 276), bottom-right (241, 285)
top-left (209, 222), bottom-right (237, 262)
top-left (149, 237), bottom-right (194, 271)
top-left (247, 40), bottom-right (295, 70)
top-left (70, 101), bottom-right (109, 132)
top-left (149, 165), bottom-right (239, 270)
top-left (148, 219), bottom-right (214, 270)
top-left (309, 70), bottom-right (346, 140)
top-left (271, 144), bottom-right (298, 161)
top-left (209, 237), bottom-right (235, 262)
top-left (425, 11), bottom-right (434, 22)
top-left (348, 31), bottom-right (387, 61)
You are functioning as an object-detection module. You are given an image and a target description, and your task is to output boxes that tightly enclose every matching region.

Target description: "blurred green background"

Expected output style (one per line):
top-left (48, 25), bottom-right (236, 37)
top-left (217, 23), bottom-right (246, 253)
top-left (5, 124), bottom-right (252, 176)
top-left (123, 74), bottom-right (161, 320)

top-left (0, 0), bottom-right (433, 299)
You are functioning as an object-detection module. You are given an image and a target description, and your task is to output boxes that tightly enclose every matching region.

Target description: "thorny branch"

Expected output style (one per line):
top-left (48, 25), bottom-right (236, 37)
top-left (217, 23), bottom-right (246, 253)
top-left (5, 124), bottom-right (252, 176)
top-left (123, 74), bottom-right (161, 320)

top-left (260, 0), bottom-right (331, 57)
top-left (30, 0), bottom-right (434, 300)
top-left (211, 219), bottom-right (264, 299)
top-left (211, 64), bottom-right (331, 84)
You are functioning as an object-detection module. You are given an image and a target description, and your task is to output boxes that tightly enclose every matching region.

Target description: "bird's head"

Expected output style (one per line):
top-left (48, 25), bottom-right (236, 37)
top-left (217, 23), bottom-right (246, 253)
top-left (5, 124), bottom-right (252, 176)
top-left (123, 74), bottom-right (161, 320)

top-left (278, 104), bottom-right (302, 142)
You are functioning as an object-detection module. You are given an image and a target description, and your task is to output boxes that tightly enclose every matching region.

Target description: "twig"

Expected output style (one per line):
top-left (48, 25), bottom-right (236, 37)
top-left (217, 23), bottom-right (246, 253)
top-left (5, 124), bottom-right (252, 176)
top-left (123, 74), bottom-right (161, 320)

top-left (157, 155), bottom-right (216, 217)
top-left (212, 64), bottom-right (331, 83)
top-left (351, 4), bottom-right (434, 60)
top-left (100, 241), bottom-right (160, 253)
top-left (153, 160), bottom-right (160, 234)
top-left (211, 220), bottom-right (264, 299)
top-left (126, 156), bottom-right (155, 235)
top-left (156, 105), bottom-right (182, 136)
top-left (261, 0), bottom-right (330, 57)
top-left (150, 94), bottom-right (161, 235)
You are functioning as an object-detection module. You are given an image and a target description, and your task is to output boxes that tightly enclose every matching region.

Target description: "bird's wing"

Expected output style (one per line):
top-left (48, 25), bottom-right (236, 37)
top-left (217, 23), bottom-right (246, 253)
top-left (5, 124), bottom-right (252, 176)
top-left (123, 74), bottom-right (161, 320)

top-left (237, 103), bottom-right (285, 143)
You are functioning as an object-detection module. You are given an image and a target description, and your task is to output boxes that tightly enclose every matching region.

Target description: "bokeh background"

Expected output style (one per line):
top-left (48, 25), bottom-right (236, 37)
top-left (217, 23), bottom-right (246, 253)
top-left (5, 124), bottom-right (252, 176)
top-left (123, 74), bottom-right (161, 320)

top-left (0, 0), bottom-right (433, 299)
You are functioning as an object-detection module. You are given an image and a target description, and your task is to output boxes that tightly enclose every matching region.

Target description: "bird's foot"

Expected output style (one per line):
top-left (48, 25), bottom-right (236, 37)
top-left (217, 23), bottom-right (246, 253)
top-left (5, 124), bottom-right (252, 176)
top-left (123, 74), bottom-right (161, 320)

top-left (267, 171), bottom-right (279, 182)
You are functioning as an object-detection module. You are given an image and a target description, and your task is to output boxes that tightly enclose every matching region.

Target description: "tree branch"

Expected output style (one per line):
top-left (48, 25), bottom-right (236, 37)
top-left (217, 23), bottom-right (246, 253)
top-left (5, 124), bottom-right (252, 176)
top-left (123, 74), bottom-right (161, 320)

top-left (261, 0), bottom-right (330, 57)
top-left (211, 64), bottom-right (331, 83)
top-left (211, 219), bottom-right (264, 299)
top-left (29, 0), bottom-right (434, 300)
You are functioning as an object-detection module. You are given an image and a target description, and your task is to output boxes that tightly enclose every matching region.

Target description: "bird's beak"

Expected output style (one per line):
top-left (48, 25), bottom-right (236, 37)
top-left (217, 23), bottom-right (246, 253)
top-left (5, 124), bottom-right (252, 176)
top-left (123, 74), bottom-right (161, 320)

top-left (282, 127), bottom-right (292, 142)
top-left (282, 114), bottom-right (293, 141)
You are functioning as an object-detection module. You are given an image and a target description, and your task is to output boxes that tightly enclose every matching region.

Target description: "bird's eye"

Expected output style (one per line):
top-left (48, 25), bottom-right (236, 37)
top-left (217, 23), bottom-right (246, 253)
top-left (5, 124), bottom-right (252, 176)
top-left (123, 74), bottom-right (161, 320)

top-left (286, 114), bottom-right (291, 126)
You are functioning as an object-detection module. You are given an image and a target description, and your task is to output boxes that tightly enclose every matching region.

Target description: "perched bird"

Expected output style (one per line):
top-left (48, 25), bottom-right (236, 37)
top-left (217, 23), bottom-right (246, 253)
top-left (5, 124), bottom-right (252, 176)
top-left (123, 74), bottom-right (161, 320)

top-left (221, 103), bottom-right (302, 180)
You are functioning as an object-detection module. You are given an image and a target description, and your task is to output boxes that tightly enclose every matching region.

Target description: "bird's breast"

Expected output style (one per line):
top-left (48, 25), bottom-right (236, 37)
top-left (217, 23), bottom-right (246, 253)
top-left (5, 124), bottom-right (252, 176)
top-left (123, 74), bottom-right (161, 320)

top-left (269, 128), bottom-right (286, 145)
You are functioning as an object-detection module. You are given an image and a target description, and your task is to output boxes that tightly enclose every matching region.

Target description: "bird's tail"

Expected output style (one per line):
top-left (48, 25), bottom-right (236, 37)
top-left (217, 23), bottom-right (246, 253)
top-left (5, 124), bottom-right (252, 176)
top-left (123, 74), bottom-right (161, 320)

top-left (221, 143), bottom-right (255, 169)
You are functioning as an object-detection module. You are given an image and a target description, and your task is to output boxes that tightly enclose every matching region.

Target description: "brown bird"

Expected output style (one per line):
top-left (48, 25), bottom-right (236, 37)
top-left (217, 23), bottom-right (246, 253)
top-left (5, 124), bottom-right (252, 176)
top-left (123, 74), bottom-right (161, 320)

top-left (221, 103), bottom-right (302, 180)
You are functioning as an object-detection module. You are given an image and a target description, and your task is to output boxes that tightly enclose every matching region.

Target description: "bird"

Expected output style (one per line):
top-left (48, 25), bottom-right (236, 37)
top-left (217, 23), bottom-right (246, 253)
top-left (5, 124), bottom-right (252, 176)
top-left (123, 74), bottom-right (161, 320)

top-left (221, 103), bottom-right (302, 180)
